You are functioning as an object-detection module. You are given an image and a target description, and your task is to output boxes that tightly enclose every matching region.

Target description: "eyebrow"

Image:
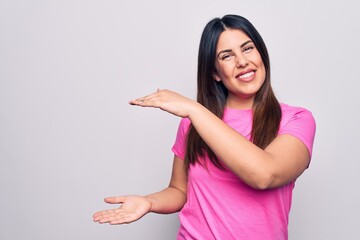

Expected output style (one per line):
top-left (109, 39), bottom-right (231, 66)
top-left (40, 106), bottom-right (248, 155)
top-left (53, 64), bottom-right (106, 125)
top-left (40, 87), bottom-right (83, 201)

top-left (217, 40), bottom-right (254, 57)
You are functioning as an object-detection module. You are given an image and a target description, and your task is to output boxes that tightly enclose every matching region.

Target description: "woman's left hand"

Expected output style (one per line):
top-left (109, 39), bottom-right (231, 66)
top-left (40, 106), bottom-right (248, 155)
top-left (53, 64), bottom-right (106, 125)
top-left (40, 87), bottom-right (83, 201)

top-left (129, 89), bottom-right (199, 118)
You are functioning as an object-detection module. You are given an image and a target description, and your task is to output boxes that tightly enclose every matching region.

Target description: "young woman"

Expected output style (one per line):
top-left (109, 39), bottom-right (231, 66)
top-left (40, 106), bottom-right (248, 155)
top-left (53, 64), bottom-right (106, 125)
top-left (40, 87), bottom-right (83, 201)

top-left (93, 14), bottom-right (316, 240)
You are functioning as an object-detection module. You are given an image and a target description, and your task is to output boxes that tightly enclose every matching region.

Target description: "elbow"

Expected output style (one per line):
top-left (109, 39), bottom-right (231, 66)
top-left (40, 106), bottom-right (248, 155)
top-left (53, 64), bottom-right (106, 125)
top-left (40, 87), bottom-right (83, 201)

top-left (247, 173), bottom-right (275, 190)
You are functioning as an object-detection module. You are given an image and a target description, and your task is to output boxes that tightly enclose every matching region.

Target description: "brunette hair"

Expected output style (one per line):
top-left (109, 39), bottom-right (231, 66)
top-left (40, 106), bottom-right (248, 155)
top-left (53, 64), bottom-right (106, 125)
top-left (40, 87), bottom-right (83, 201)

top-left (184, 14), bottom-right (282, 170)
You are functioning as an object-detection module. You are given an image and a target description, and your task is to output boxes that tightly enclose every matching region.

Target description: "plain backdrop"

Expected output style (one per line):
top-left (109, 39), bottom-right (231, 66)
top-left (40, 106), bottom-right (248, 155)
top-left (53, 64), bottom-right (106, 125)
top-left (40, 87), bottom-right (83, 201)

top-left (1, 0), bottom-right (359, 239)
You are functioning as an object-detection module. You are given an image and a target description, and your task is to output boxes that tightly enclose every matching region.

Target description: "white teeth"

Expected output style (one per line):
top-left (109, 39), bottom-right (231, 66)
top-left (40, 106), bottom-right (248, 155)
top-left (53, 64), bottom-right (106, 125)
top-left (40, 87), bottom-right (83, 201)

top-left (239, 71), bottom-right (254, 79)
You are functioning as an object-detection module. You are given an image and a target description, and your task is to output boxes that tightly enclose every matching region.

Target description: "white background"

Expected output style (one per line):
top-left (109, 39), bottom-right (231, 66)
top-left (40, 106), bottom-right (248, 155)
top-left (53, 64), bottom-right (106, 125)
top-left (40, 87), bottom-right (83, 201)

top-left (1, 0), bottom-right (359, 239)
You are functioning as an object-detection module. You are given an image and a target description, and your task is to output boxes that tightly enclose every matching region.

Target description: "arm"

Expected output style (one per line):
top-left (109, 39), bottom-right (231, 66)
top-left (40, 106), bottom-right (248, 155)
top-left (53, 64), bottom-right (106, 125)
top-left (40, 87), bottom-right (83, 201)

top-left (146, 156), bottom-right (187, 213)
top-left (188, 105), bottom-right (310, 189)
top-left (130, 89), bottom-right (312, 189)
top-left (93, 156), bottom-right (187, 224)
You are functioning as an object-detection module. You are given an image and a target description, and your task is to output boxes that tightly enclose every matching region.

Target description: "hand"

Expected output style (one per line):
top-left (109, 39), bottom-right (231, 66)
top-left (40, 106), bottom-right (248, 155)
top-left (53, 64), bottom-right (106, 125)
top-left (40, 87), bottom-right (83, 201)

top-left (129, 89), bottom-right (198, 118)
top-left (93, 195), bottom-right (152, 225)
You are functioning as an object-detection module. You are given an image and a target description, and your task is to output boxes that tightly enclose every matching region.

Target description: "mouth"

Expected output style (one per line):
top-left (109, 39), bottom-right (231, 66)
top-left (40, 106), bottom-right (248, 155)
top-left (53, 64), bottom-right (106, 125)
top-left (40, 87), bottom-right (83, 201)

top-left (236, 70), bottom-right (256, 81)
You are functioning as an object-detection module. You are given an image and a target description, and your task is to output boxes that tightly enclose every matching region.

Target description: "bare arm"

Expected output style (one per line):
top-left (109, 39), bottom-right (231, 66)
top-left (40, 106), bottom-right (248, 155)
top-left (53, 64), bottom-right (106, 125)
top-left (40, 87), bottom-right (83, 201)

top-left (93, 156), bottom-right (187, 224)
top-left (187, 104), bottom-right (310, 189)
top-left (130, 89), bottom-right (311, 189)
top-left (145, 156), bottom-right (187, 213)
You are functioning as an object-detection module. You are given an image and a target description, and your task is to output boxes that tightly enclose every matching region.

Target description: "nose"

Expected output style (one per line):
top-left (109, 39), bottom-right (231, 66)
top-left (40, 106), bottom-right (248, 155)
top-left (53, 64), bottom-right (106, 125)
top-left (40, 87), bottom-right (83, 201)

top-left (235, 53), bottom-right (248, 68)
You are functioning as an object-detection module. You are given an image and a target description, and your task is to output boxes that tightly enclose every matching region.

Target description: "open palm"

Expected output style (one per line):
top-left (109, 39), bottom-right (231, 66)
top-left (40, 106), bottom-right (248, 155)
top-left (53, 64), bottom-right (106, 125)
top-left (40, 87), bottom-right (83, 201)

top-left (93, 195), bottom-right (152, 225)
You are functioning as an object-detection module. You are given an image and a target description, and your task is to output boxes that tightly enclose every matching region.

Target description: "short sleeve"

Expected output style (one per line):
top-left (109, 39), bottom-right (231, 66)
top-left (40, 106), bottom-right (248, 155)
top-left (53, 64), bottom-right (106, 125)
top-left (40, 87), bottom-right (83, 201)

top-left (171, 118), bottom-right (191, 160)
top-left (278, 107), bottom-right (316, 158)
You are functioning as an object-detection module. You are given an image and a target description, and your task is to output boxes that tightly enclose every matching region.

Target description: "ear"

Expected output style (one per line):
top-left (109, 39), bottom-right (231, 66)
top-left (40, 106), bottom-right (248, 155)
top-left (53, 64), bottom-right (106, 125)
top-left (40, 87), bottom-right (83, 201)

top-left (212, 72), bottom-right (222, 82)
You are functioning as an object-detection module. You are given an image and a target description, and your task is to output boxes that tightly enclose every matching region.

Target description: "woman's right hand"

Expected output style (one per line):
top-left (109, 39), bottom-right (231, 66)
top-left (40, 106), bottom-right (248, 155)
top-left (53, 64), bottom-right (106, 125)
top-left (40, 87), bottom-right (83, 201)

top-left (129, 89), bottom-right (200, 118)
top-left (93, 195), bottom-right (152, 224)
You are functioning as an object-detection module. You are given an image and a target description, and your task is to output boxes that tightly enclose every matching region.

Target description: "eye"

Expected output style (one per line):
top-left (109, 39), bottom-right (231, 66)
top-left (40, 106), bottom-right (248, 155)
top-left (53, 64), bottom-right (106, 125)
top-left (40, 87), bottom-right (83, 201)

top-left (219, 52), bottom-right (235, 61)
top-left (243, 45), bottom-right (255, 53)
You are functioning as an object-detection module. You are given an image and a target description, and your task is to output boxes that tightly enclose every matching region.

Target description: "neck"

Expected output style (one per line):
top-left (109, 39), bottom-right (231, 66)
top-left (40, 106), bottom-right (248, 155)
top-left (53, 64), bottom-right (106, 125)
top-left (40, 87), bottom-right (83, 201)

top-left (226, 95), bottom-right (254, 110)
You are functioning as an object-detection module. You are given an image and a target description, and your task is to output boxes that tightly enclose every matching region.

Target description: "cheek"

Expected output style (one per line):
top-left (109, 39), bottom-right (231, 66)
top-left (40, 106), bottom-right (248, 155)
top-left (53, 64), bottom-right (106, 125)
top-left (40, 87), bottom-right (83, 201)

top-left (214, 65), bottom-right (226, 81)
top-left (217, 65), bottom-right (234, 78)
top-left (259, 64), bottom-right (266, 80)
top-left (252, 56), bottom-right (266, 78)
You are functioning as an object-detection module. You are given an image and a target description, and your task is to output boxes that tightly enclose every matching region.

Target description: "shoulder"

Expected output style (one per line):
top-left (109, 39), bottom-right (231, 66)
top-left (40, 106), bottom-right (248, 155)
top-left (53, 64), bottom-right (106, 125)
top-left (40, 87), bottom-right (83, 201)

top-left (174, 117), bottom-right (191, 140)
top-left (278, 103), bottom-right (316, 156)
top-left (280, 102), bottom-right (313, 115)
top-left (172, 118), bottom-right (191, 159)
top-left (280, 103), bottom-right (315, 126)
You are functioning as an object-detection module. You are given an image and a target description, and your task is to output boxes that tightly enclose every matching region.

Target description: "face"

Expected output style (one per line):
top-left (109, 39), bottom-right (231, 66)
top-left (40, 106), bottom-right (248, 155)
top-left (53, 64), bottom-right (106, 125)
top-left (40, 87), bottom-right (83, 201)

top-left (214, 29), bottom-right (266, 109)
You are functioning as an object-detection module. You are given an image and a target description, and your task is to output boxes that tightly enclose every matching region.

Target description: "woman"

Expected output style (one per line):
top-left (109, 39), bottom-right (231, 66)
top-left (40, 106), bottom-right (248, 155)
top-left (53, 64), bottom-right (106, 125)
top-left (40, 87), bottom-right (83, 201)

top-left (93, 14), bottom-right (316, 240)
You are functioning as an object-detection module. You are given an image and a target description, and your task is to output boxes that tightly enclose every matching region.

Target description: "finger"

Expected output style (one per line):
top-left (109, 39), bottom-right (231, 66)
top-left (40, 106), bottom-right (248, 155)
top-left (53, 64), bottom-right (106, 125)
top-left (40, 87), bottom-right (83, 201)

top-left (110, 215), bottom-right (133, 225)
top-left (129, 94), bottom-right (151, 104)
top-left (97, 215), bottom-right (118, 224)
top-left (104, 196), bottom-right (126, 204)
top-left (129, 90), bottom-right (161, 105)
top-left (93, 209), bottom-right (125, 222)
top-left (137, 93), bottom-right (163, 107)
top-left (93, 212), bottom-right (111, 222)
top-left (128, 98), bottom-right (145, 105)
top-left (94, 210), bottom-right (131, 224)
top-left (93, 209), bottom-right (115, 220)
top-left (98, 212), bottom-right (122, 223)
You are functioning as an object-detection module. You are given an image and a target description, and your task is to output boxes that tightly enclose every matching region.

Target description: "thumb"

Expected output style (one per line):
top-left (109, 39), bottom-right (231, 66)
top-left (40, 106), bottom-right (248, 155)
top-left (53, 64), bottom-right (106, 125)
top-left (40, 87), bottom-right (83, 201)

top-left (104, 196), bottom-right (126, 204)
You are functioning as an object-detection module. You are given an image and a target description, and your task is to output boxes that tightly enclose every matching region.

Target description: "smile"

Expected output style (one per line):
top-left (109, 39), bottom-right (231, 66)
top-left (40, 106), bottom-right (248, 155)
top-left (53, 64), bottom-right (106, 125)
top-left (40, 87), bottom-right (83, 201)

top-left (235, 70), bottom-right (256, 82)
top-left (239, 71), bottom-right (254, 79)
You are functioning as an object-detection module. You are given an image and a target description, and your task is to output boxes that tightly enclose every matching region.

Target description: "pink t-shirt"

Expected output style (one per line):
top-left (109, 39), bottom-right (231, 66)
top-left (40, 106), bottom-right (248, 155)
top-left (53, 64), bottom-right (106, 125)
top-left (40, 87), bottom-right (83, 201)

top-left (171, 103), bottom-right (316, 240)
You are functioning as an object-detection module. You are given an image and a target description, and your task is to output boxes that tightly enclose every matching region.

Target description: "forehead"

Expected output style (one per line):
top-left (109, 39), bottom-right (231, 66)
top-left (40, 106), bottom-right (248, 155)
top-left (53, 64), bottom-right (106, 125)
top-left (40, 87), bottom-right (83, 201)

top-left (216, 29), bottom-right (251, 51)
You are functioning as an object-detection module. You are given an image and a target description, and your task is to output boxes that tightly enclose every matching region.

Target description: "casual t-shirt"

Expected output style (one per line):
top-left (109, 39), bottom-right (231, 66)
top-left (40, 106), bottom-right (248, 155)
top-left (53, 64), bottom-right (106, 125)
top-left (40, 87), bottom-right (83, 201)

top-left (171, 103), bottom-right (316, 240)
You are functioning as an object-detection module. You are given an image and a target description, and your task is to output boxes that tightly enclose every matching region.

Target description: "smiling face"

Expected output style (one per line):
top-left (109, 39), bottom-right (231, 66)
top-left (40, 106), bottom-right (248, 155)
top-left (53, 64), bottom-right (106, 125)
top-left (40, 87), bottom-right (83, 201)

top-left (213, 29), bottom-right (266, 109)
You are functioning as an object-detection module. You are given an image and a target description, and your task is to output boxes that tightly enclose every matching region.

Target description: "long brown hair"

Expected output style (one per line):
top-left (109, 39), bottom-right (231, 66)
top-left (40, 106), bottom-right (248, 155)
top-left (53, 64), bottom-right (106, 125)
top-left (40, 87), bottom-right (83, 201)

top-left (184, 15), bottom-right (281, 170)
